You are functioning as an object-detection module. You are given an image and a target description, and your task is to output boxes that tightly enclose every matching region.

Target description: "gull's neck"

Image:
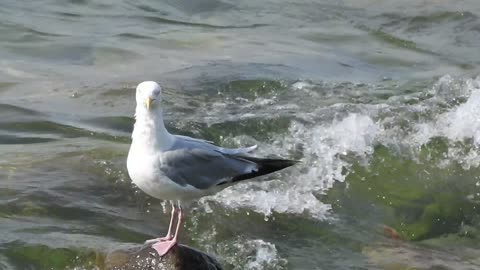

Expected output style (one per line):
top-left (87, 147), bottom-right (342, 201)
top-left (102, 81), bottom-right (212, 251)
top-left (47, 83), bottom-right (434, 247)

top-left (132, 106), bottom-right (174, 151)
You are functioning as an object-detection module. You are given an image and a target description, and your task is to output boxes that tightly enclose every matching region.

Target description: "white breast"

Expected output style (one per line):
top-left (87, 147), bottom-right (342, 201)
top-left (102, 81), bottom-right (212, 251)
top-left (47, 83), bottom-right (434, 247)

top-left (127, 146), bottom-right (214, 201)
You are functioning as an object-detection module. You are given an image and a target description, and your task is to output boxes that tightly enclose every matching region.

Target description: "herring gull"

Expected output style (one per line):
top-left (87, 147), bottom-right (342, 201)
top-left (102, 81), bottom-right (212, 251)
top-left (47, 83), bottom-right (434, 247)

top-left (127, 81), bottom-right (297, 256)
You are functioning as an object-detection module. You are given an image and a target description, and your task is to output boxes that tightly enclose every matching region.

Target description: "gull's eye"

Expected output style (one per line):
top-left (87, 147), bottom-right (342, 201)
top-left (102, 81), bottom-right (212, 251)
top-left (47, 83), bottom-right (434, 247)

top-left (153, 89), bottom-right (160, 96)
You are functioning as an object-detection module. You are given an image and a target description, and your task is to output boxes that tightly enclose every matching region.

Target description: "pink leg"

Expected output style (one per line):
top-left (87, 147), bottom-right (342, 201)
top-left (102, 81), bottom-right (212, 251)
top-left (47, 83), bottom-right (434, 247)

top-left (145, 202), bottom-right (176, 244)
top-left (152, 205), bottom-right (183, 256)
top-left (164, 205), bottom-right (176, 240)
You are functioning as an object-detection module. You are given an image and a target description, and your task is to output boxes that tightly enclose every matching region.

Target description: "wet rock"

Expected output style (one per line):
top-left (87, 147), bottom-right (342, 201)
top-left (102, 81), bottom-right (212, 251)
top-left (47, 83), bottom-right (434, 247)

top-left (104, 243), bottom-right (223, 270)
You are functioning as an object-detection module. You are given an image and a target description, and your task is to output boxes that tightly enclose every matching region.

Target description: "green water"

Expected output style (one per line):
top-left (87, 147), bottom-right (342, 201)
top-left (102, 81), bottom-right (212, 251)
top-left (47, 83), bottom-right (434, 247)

top-left (1, 0), bottom-right (480, 269)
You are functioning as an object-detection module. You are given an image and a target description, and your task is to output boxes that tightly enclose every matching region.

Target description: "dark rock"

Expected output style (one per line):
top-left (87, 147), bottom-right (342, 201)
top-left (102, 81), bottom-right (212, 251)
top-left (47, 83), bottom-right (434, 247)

top-left (104, 243), bottom-right (223, 270)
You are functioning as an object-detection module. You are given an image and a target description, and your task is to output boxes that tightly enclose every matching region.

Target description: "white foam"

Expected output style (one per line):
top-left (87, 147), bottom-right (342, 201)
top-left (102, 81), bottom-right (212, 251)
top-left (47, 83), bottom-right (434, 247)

top-left (428, 74), bottom-right (476, 103)
top-left (291, 81), bottom-right (312, 91)
top-left (436, 89), bottom-right (480, 145)
top-left (204, 113), bottom-right (380, 219)
top-left (219, 239), bottom-right (287, 270)
top-left (243, 240), bottom-right (287, 270)
top-left (200, 76), bottom-right (480, 220)
top-left (410, 75), bottom-right (480, 168)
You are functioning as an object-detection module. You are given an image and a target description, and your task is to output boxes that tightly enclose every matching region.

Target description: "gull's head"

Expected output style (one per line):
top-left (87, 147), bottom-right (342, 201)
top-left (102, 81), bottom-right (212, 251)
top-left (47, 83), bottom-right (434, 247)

top-left (136, 81), bottom-right (162, 111)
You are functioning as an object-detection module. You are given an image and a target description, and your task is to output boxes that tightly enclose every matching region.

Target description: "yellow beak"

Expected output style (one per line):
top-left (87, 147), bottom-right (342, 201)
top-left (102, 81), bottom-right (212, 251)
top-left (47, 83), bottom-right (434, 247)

top-left (145, 97), bottom-right (153, 110)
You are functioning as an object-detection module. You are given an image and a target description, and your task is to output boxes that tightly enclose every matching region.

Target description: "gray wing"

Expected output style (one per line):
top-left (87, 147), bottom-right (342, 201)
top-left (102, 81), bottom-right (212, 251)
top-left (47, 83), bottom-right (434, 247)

top-left (159, 136), bottom-right (258, 189)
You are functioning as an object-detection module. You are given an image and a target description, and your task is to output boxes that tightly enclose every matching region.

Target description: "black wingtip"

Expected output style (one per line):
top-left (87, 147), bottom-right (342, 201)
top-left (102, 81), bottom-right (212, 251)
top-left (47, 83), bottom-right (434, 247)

top-left (231, 157), bottom-right (298, 183)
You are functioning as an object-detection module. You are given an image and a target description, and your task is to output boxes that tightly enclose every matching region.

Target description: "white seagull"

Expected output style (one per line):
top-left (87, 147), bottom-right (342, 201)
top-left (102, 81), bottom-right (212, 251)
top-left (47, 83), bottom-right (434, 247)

top-left (127, 81), bottom-right (297, 256)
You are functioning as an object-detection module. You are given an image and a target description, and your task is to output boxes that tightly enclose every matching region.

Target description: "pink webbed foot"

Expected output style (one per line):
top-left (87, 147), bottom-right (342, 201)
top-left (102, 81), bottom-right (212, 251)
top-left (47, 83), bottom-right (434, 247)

top-left (145, 202), bottom-right (177, 245)
top-left (152, 239), bottom-right (177, 256)
top-left (148, 201), bottom-right (183, 257)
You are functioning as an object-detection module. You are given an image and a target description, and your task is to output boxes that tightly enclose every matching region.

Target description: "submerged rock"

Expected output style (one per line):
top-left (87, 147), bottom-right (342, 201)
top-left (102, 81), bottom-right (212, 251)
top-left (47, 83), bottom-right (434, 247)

top-left (3, 243), bottom-right (97, 269)
top-left (363, 241), bottom-right (480, 270)
top-left (325, 143), bottom-right (480, 241)
top-left (103, 243), bottom-right (223, 270)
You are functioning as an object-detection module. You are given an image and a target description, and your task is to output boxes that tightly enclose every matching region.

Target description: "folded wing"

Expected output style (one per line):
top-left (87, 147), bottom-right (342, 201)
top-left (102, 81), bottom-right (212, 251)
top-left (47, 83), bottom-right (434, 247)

top-left (159, 136), bottom-right (295, 190)
top-left (160, 145), bottom-right (257, 189)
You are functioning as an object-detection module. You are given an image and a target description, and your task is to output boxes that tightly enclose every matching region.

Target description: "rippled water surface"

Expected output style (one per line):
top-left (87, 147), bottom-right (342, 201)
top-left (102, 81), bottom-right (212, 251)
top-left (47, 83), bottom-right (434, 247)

top-left (2, 1), bottom-right (480, 269)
